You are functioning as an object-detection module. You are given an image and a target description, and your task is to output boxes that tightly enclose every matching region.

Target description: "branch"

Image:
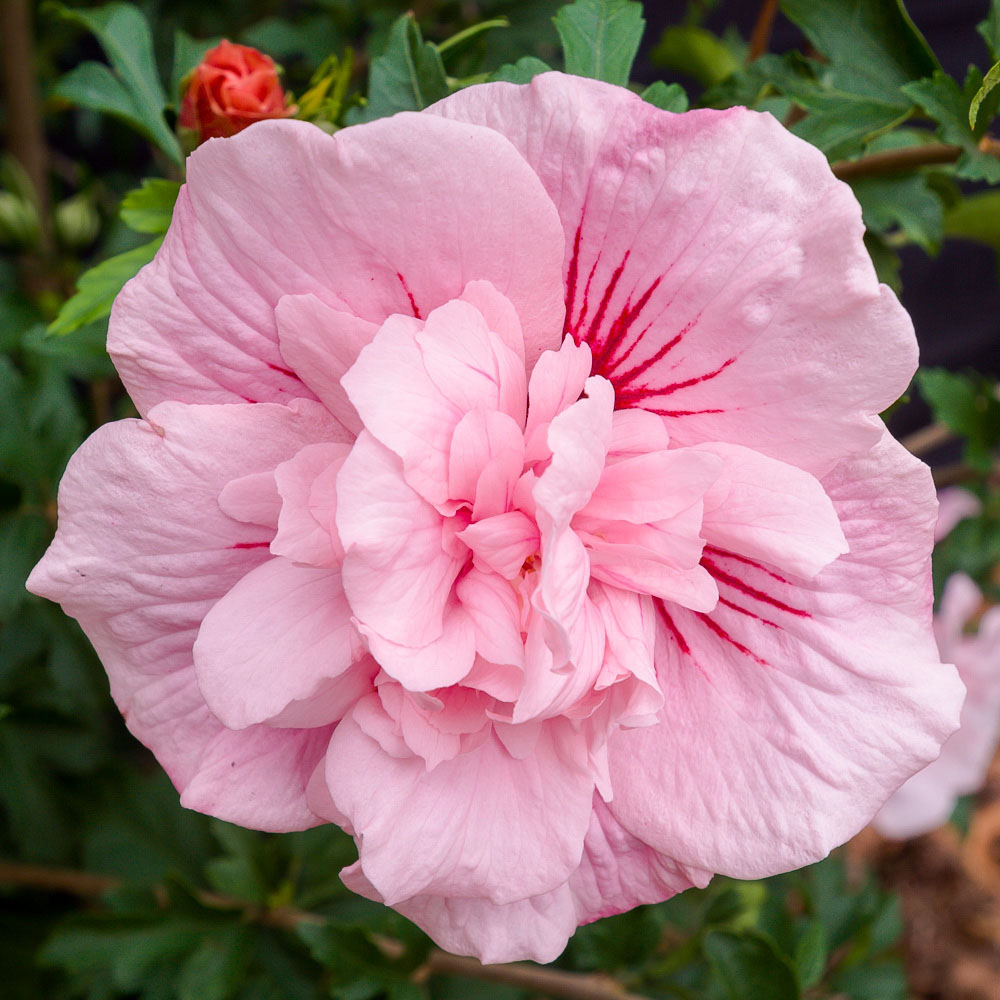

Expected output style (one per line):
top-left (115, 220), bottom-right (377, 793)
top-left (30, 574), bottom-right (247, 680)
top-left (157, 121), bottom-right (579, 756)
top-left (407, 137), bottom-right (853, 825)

top-left (422, 950), bottom-right (651, 1000)
top-left (0, 859), bottom-right (655, 1000)
top-left (0, 0), bottom-right (51, 248)
top-left (831, 143), bottom-right (962, 180)
top-left (901, 423), bottom-right (953, 458)
top-left (747, 0), bottom-right (780, 64)
top-left (829, 137), bottom-right (1000, 181)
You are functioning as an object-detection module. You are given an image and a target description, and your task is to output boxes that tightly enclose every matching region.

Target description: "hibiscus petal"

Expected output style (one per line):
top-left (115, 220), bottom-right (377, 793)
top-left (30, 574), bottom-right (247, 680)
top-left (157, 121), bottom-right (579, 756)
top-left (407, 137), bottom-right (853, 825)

top-left (179, 723), bottom-right (334, 831)
top-left (431, 74), bottom-right (915, 477)
top-left (337, 432), bottom-right (465, 647)
top-left (455, 568), bottom-right (526, 671)
top-left (524, 336), bottom-right (592, 454)
top-left (218, 470), bottom-right (281, 528)
top-left (325, 709), bottom-right (593, 906)
top-left (339, 795), bottom-right (710, 965)
top-left (112, 115), bottom-right (565, 415)
top-left (193, 557), bottom-right (364, 728)
top-left (26, 399), bottom-right (341, 829)
top-left (605, 431), bottom-right (964, 878)
top-left (357, 604), bottom-right (476, 692)
top-left (534, 375), bottom-right (614, 529)
top-left (271, 442), bottom-right (350, 567)
top-left (275, 293), bottom-right (376, 435)
top-left (343, 300), bottom-right (525, 508)
top-left (340, 861), bottom-right (579, 965)
top-left (875, 577), bottom-right (1000, 839)
top-left (448, 409), bottom-right (525, 514)
top-left (692, 441), bottom-right (848, 580)
top-left (582, 447), bottom-right (721, 524)
top-left (458, 510), bottom-right (539, 580)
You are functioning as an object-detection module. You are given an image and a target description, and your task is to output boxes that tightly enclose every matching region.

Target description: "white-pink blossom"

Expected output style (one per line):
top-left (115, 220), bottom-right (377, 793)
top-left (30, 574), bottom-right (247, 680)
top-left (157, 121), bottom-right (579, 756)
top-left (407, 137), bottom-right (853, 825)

top-left (875, 508), bottom-right (1000, 839)
top-left (29, 73), bottom-right (963, 963)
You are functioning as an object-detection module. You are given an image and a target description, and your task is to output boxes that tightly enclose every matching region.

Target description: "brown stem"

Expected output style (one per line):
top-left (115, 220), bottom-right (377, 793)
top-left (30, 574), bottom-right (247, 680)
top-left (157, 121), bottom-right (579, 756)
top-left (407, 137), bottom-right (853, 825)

top-left (0, 861), bottom-right (117, 897)
top-left (902, 423), bottom-right (953, 458)
top-left (831, 142), bottom-right (965, 181)
top-left (747, 0), bottom-right (780, 64)
top-left (0, 860), bottom-right (320, 931)
top-left (422, 950), bottom-right (651, 1000)
top-left (0, 0), bottom-right (51, 248)
top-left (0, 860), bottom-right (654, 998)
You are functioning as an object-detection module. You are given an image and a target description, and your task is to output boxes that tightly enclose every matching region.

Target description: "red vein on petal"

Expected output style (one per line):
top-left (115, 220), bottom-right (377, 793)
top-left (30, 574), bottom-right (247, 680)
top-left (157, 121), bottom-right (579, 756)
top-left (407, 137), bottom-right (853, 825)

top-left (573, 256), bottom-right (601, 343)
top-left (267, 361), bottom-right (300, 381)
top-left (230, 541), bottom-right (270, 550)
top-left (699, 614), bottom-right (768, 665)
top-left (702, 556), bottom-right (809, 618)
top-left (655, 599), bottom-right (690, 655)
top-left (563, 223), bottom-right (584, 339)
top-left (618, 355), bottom-right (737, 405)
top-left (592, 276), bottom-right (663, 376)
top-left (643, 406), bottom-right (725, 417)
top-left (718, 596), bottom-right (780, 628)
top-left (396, 272), bottom-right (422, 319)
top-left (610, 316), bottom-right (700, 393)
top-left (703, 545), bottom-right (791, 585)
top-left (581, 252), bottom-right (630, 350)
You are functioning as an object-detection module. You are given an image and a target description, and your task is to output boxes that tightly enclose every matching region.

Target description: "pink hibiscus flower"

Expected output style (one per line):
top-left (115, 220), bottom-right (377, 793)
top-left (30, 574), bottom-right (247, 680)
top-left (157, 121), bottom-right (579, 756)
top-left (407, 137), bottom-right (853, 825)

top-left (29, 73), bottom-right (962, 963)
top-left (874, 578), bottom-right (1000, 838)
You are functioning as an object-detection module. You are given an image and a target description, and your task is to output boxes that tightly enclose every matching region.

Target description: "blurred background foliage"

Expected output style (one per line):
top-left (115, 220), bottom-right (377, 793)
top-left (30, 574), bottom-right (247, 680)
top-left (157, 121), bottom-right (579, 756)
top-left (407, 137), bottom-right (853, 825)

top-left (3, 1), bottom-right (1000, 997)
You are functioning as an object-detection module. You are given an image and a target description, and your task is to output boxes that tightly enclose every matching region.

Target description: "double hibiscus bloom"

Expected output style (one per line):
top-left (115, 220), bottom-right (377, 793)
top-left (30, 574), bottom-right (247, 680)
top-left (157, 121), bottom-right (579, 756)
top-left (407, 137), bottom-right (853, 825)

top-left (30, 74), bottom-right (962, 962)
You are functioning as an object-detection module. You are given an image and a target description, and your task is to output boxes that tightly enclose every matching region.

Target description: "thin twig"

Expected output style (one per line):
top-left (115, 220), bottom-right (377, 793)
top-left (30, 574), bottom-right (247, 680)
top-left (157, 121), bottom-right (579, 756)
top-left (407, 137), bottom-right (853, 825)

top-left (829, 137), bottom-right (1000, 181)
top-left (0, 859), bottom-right (320, 930)
top-left (422, 950), bottom-right (651, 1000)
top-left (0, 860), bottom-right (655, 999)
top-left (747, 0), bottom-right (780, 64)
top-left (0, 0), bottom-right (51, 249)
top-left (0, 861), bottom-right (117, 898)
top-left (902, 423), bottom-right (953, 458)
top-left (831, 143), bottom-right (963, 180)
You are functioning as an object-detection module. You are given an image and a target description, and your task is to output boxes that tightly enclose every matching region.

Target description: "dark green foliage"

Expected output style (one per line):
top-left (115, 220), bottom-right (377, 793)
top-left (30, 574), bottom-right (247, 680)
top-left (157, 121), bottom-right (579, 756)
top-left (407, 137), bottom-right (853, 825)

top-left (6, 2), bottom-right (1000, 998)
top-left (553, 0), bottom-right (645, 86)
top-left (347, 14), bottom-right (450, 123)
top-left (48, 2), bottom-right (183, 164)
top-left (918, 368), bottom-right (1000, 473)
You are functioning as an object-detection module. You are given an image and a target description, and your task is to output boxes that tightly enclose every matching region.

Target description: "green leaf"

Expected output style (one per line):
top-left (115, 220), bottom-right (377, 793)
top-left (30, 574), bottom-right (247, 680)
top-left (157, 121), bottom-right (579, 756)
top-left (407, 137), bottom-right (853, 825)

top-left (83, 770), bottom-right (215, 886)
top-left (851, 172), bottom-right (944, 253)
top-left (49, 2), bottom-right (182, 165)
top-left (171, 30), bottom-right (221, 107)
top-left (779, 0), bottom-right (939, 102)
top-left (437, 18), bottom-right (510, 61)
top-left (650, 24), bottom-right (739, 87)
top-left (120, 179), bottom-right (181, 235)
top-left (790, 96), bottom-right (908, 159)
top-left (489, 56), bottom-right (553, 84)
top-left (553, 0), bottom-right (645, 86)
top-left (176, 926), bottom-right (254, 1000)
top-left (703, 929), bottom-right (799, 1000)
top-left (348, 14), bottom-right (449, 124)
top-left (641, 80), bottom-right (689, 112)
top-left (48, 237), bottom-right (162, 336)
top-left (40, 913), bottom-right (216, 991)
top-left (917, 368), bottom-right (1000, 473)
top-left (902, 70), bottom-right (1000, 183)
top-left (831, 959), bottom-right (906, 1000)
top-left (52, 60), bottom-right (142, 121)
top-left (979, 0), bottom-right (1000, 63)
top-left (0, 512), bottom-right (50, 618)
top-left (944, 190), bottom-right (1000, 261)
top-left (970, 59), bottom-right (1000, 128)
top-left (793, 920), bottom-right (828, 990)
